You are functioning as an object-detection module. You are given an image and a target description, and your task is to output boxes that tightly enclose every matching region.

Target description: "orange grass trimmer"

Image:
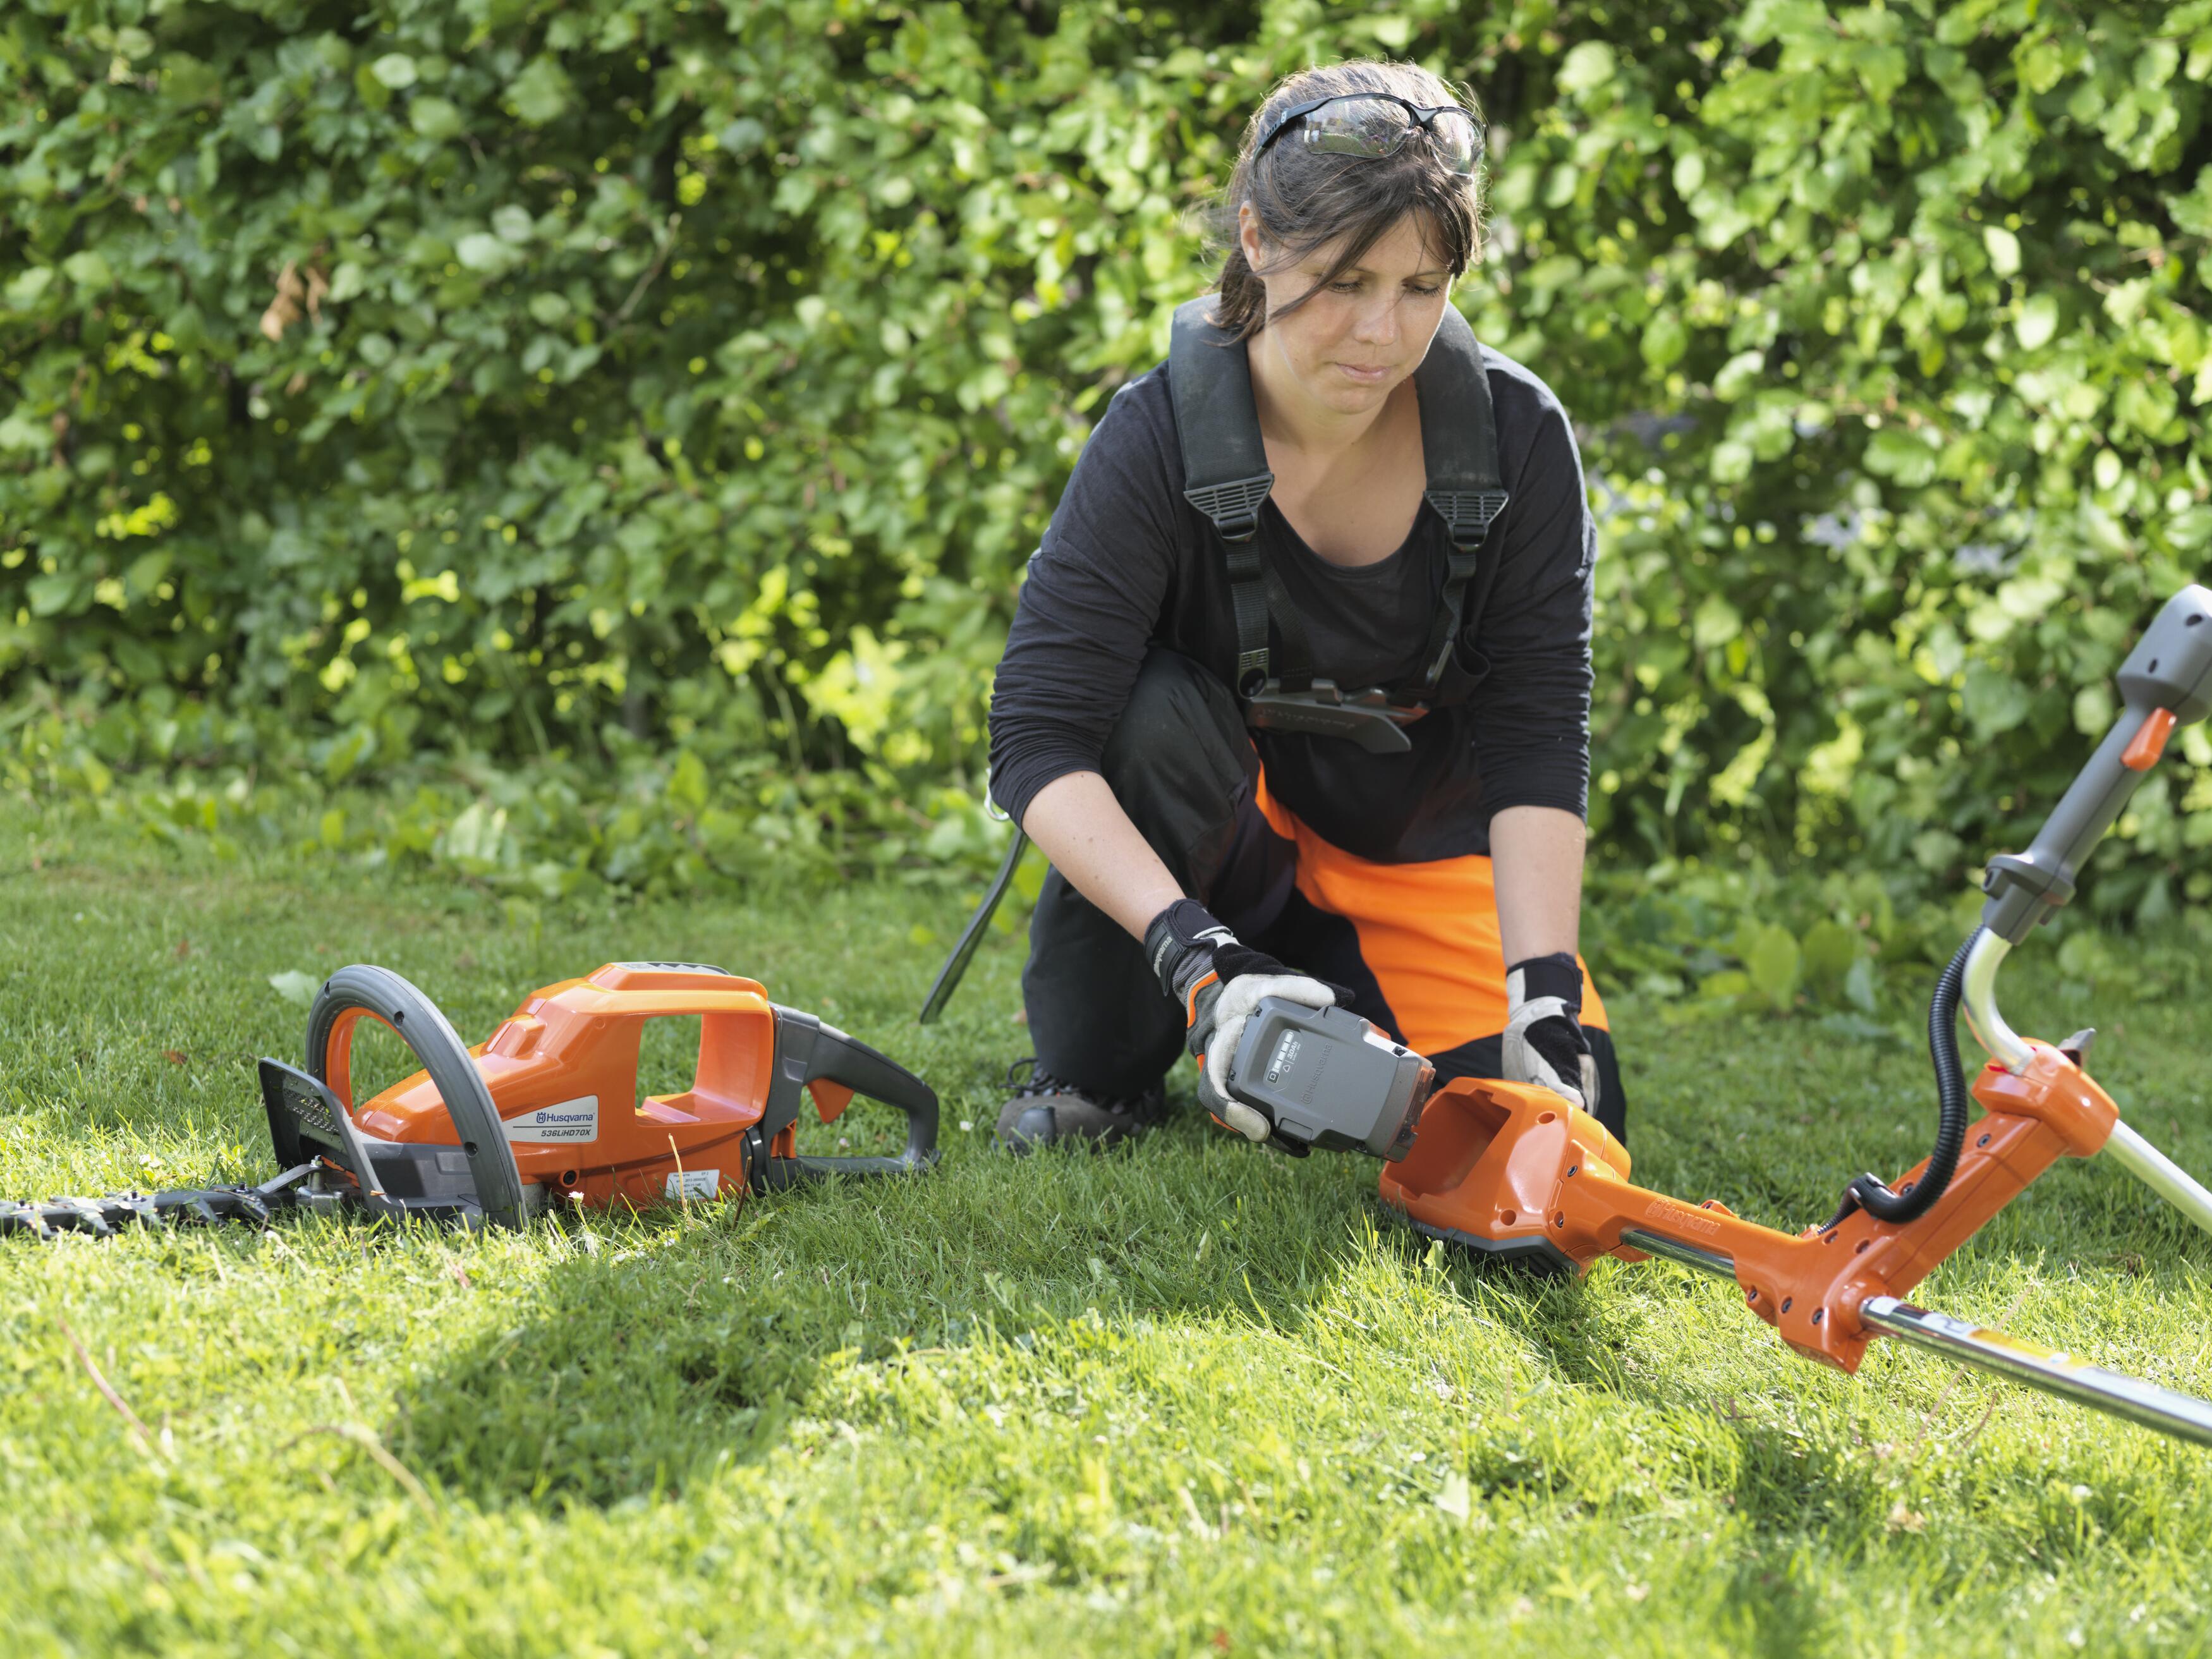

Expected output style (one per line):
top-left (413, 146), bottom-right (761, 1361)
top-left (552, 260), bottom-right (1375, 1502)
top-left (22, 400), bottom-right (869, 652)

top-left (1375, 584), bottom-right (2212, 1443)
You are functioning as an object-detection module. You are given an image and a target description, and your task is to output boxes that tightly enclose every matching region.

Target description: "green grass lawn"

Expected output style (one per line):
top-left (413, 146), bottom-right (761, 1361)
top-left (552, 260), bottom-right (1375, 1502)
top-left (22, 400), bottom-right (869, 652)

top-left (4, 798), bottom-right (2211, 1657)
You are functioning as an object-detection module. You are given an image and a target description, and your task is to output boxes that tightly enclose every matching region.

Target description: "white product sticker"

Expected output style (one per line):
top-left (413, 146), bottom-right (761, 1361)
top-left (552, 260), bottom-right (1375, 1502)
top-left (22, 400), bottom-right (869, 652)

top-left (665, 1168), bottom-right (720, 1200)
top-left (502, 1095), bottom-right (600, 1143)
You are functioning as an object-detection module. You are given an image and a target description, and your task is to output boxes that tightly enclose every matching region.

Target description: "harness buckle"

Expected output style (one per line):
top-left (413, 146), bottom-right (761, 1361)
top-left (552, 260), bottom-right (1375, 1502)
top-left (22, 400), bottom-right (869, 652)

top-left (1425, 487), bottom-right (1511, 551)
top-left (1184, 475), bottom-right (1275, 544)
top-left (1244, 679), bottom-right (1428, 755)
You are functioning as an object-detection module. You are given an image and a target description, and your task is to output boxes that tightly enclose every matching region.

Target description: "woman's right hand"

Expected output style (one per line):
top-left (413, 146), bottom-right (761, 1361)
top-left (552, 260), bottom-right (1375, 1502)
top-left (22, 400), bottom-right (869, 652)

top-left (1143, 899), bottom-right (1338, 1141)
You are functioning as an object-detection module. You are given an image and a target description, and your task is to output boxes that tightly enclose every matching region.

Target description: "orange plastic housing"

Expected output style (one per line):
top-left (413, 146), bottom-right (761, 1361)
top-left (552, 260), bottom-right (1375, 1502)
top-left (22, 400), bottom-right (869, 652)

top-left (334, 963), bottom-right (816, 1209)
top-left (1380, 1040), bottom-right (2119, 1371)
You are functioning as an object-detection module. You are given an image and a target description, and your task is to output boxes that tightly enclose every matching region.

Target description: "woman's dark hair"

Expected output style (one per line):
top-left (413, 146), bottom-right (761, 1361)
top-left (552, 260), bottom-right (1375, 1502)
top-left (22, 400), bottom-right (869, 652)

top-left (1208, 60), bottom-right (1484, 340)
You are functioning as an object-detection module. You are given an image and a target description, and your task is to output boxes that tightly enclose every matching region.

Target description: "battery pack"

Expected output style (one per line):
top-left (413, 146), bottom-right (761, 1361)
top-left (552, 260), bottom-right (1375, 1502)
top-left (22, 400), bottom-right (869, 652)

top-left (1227, 999), bottom-right (1435, 1160)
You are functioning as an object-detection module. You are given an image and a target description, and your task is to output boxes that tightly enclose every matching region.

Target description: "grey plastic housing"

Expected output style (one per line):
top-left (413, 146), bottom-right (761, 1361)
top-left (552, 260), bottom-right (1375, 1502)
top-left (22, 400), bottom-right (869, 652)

top-left (1981, 584), bottom-right (2212, 943)
top-left (1227, 999), bottom-right (1435, 1160)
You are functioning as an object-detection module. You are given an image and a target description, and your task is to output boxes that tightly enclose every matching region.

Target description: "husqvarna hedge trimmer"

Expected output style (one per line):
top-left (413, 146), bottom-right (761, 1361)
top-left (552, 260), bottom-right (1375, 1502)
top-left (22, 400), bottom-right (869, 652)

top-left (1, 961), bottom-right (937, 1239)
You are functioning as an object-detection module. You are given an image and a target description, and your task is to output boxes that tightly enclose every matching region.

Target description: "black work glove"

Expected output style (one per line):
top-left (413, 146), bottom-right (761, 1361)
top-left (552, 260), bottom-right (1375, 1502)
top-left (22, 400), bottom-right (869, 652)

top-left (1142, 899), bottom-right (1337, 1142)
top-left (1501, 952), bottom-right (1600, 1114)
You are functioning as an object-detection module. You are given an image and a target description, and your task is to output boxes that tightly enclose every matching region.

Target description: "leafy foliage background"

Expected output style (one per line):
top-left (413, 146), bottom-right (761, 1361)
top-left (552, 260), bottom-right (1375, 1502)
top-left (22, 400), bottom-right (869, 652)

top-left (6, 0), bottom-right (2212, 929)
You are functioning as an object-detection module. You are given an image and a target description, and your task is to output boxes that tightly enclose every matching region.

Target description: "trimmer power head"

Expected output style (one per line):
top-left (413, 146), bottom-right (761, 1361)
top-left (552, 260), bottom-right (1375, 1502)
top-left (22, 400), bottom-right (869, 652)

top-left (260, 960), bottom-right (937, 1227)
top-left (1379, 1078), bottom-right (1629, 1273)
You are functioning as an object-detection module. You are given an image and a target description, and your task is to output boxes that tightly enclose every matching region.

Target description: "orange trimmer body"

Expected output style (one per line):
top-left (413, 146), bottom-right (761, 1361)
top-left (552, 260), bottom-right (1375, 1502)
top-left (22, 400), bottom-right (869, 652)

top-left (1380, 1042), bottom-right (2120, 1372)
top-left (272, 960), bottom-right (938, 1224)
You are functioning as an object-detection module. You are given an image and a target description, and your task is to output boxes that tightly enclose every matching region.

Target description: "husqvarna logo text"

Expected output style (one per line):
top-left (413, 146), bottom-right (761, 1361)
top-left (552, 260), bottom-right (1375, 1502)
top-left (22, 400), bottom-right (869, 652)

top-left (503, 1095), bottom-right (600, 1143)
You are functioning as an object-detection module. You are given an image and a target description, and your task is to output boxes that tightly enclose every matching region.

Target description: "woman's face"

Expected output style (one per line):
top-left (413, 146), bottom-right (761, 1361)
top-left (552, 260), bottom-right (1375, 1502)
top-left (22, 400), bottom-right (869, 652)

top-left (1237, 205), bottom-right (1455, 420)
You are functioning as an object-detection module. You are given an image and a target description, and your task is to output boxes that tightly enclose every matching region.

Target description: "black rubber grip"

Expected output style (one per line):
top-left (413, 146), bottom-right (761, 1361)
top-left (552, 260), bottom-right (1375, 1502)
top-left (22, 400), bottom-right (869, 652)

top-left (750, 1007), bottom-right (939, 1192)
top-left (1983, 585), bottom-right (2212, 942)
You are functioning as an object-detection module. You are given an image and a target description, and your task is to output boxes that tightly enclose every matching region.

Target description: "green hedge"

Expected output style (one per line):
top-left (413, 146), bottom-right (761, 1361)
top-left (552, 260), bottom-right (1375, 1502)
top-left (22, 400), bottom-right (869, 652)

top-left (6, 0), bottom-right (2212, 915)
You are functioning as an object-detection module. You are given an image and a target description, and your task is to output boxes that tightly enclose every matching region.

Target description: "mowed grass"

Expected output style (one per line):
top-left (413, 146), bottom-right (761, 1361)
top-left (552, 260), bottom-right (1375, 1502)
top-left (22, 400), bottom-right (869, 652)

top-left (3, 799), bottom-right (2211, 1658)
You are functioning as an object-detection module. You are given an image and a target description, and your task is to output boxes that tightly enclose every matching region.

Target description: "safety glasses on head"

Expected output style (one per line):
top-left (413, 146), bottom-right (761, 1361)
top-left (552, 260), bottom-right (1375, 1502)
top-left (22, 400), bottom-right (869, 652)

top-left (1254, 92), bottom-right (1485, 176)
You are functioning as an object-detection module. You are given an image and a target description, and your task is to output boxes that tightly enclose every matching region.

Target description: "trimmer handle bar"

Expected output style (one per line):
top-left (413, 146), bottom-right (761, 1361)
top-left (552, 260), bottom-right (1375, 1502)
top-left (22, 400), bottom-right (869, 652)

top-left (264, 964), bottom-right (528, 1229)
top-left (1983, 584), bottom-right (2212, 942)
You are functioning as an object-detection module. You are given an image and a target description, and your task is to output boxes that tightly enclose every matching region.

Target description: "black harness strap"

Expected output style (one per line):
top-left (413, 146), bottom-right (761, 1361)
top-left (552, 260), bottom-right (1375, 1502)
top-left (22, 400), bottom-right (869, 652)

top-left (1167, 295), bottom-right (1507, 712)
top-left (1169, 301), bottom-right (1278, 695)
top-left (1407, 304), bottom-right (1510, 699)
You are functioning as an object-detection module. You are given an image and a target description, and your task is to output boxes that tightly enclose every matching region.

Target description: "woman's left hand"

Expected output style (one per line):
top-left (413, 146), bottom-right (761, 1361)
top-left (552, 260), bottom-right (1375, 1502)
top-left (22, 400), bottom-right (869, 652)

top-left (1501, 952), bottom-right (1598, 1113)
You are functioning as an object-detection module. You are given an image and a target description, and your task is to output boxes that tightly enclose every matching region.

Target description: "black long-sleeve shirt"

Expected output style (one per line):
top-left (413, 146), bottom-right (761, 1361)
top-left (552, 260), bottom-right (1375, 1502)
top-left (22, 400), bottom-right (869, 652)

top-left (988, 337), bottom-right (1595, 864)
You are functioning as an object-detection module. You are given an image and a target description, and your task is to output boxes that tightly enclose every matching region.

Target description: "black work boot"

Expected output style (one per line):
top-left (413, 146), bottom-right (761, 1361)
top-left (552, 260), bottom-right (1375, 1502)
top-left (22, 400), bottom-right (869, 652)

top-left (995, 1059), bottom-right (1167, 1153)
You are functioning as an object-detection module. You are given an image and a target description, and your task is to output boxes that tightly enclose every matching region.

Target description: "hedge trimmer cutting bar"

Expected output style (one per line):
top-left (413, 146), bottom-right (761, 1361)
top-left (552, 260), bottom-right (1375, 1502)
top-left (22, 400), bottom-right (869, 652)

top-left (0, 1170), bottom-right (323, 1241)
top-left (2, 960), bottom-right (939, 1243)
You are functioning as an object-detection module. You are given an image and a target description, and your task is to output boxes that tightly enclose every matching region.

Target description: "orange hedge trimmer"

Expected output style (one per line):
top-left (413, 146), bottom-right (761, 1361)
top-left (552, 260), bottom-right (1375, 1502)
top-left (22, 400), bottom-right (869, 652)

top-left (2, 961), bottom-right (937, 1238)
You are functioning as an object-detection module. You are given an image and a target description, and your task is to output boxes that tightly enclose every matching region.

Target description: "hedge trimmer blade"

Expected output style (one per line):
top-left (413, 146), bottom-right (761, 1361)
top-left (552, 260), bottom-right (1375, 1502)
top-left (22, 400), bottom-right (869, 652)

top-left (0, 1165), bottom-right (319, 1241)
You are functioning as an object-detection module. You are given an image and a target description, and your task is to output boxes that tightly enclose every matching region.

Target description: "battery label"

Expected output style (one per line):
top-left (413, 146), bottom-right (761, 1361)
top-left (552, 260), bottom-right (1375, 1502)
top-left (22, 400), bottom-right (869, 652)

top-left (665, 1168), bottom-right (720, 1200)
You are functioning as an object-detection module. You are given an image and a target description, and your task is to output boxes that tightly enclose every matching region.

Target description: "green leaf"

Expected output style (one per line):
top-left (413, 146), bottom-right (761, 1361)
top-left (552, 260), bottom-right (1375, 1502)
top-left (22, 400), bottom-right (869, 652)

top-left (268, 970), bottom-right (320, 1008)
top-left (370, 52), bottom-right (418, 89)
top-left (1712, 349), bottom-right (1766, 402)
top-left (1691, 593), bottom-right (1741, 650)
top-left (1364, 15), bottom-right (1414, 50)
top-left (1641, 313), bottom-right (1687, 371)
top-left (507, 57), bottom-right (573, 125)
top-left (455, 233), bottom-right (518, 273)
top-left (320, 726), bottom-right (377, 784)
top-left (1982, 225), bottom-right (2021, 278)
top-left (61, 250), bottom-right (113, 289)
top-left (1558, 41), bottom-right (1617, 95)
top-left (1842, 956), bottom-right (1880, 1014)
top-left (1962, 662), bottom-right (2033, 736)
top-left (0, 411), bottom-right (47, 453)
top-left (5, 267), bottom-right (53, 310)
top-left (1801, 920), bottom-right (1859, 985)
top-left (1864, 427), bottom-right (1937, 487)
top-left (410, 95), bottom-right (465, 140)
top-left (355, 62), bottom-right (392, 111)
top-left (2015, 294), bottom-right (2060, 350)
top-left (667, 750), bottom-right (708, 813)
top-left (1742, 923), bottom-right (1801, 1013)
top-left (27, 574), bottom-right (80, 616)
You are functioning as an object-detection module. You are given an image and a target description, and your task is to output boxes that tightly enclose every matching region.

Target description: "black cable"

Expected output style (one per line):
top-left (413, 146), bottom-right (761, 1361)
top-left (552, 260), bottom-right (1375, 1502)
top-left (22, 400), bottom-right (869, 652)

top-left (1821, 926), bottom-right (1981, 1232)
